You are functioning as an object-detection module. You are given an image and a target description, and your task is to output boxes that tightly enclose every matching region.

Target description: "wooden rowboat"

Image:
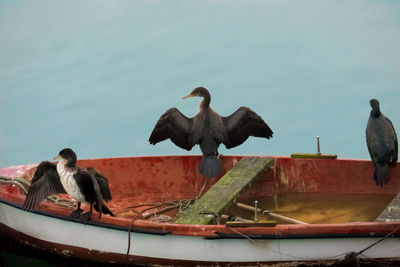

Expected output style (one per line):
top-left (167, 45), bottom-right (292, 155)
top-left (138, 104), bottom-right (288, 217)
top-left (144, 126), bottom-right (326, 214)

top-left (0, 155), bottom-right (399, 266)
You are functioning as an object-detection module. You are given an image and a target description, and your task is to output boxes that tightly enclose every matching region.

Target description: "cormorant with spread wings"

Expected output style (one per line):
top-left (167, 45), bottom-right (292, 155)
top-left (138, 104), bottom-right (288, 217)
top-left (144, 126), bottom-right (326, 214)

top-left (23, 148), bottom-right (114, 223)
top-left (149, 87), bottom-right (273, 178)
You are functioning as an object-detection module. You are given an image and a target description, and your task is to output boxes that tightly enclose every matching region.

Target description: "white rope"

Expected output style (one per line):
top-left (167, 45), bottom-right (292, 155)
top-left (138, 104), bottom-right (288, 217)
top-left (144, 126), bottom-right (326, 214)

top-left (227, 226), bottom-right (359, 261)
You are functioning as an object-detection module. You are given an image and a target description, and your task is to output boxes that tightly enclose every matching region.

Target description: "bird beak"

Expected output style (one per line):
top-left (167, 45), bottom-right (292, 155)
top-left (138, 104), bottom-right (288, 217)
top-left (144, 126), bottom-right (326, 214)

top-left (53, 155), bottom-right (62, 161)
top-left (182, 93), bottom-right (196, 100)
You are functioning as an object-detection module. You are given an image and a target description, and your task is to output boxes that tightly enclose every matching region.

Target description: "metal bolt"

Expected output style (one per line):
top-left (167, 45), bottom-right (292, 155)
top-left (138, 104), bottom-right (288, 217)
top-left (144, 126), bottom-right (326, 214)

top-left (254, 200), bottom-right (258, 222)
top-left (317, 136), bottom-right (321, 155)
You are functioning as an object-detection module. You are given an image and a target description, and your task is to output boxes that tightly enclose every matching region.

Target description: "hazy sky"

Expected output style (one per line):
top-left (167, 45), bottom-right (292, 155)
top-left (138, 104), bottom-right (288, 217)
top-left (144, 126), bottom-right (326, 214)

top-left (0, 0), bottom-right (399, 166)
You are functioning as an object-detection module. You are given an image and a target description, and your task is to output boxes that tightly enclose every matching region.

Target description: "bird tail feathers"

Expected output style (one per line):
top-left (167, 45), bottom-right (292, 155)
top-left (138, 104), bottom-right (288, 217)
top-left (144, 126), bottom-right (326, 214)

top-left (94, 201), bottom-right (115, 218)
top-left (374, 164), bottom-right (389, 186)
top-left (200, 154), bottom-right (222, 179)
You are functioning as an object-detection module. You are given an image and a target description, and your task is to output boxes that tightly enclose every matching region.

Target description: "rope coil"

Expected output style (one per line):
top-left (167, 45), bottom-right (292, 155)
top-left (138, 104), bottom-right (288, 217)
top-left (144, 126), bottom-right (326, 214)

top-left (0, 175), bottom-right (76, 208)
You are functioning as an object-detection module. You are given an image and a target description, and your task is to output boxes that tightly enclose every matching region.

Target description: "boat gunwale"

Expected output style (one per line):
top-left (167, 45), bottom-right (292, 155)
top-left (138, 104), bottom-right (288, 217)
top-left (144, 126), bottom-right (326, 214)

top-left (0, 154), bottom-right (378, 170)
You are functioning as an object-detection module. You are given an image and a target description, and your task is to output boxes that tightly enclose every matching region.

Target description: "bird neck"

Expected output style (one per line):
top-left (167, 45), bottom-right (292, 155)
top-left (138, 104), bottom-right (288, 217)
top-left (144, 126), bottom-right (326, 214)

top-left (200, 92), bottom-right (211, 109)
top-left (57, 159), bottom-right (77, 178)
top-left (371, 108), bottom-right (381, 118)
top-left (57, 158), bottom-right (76, 171)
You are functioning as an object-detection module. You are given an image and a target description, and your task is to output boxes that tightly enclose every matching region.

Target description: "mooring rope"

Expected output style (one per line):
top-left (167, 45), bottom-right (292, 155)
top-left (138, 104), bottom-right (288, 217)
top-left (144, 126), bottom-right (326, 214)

top-left (227, 226), bottom-right (258, 245)
top-left (124, 179), bottom-right (210, 261)
top-left (355, 223), bottom-right (400, 256)
top-left (195, 179), bottom-right (208, 201)
top-left (226, 226), bottom-right (361, 261)
top-left (337, 223), bottom-right (400, 266)
top-left (129, 179), bottom-right (209, 220)
top-left (228, 224), bottom-right (400, 262)
top-left (0, 176), bottom-right (29, 195)
top-left (126, 218), bottom-right (135, 263)
top-left (0, 175), bottom-right (76, 208)
top-left (355, 253), bottom-right (399, 267)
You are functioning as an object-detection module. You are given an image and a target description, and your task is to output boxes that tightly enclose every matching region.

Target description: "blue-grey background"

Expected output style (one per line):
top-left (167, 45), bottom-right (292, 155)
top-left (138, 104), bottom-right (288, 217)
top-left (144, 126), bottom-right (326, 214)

top-left (0, 0), bottom-right (399, 167)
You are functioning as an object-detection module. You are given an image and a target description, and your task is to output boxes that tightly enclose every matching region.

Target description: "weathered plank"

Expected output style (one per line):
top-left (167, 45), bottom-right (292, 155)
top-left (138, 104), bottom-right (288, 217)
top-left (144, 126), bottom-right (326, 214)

top-left (376, 192), bottom-right (400, 222)
top-left (175, 157), bottom-right (275, 225)
top-left (291, 153), bottom-right (337, 159)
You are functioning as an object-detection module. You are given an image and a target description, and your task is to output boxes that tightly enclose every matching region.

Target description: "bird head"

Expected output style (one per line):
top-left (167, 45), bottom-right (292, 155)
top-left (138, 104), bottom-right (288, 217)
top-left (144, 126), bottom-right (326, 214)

top-left (53, 148), bottom-right (77, 167)
top-left (369, 99), bottom-right (381, 117)
top-left (182, 87), bottom-right (210, 100)
top-left (370, 99), bottom-right (380, 110)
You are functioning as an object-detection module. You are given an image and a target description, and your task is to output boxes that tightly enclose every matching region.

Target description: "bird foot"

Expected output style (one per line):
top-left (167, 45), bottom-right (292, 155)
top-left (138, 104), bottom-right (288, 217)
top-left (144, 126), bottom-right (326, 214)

top-left (80, 212), bottom-right (92, 224)
top-left (67, 208), bottom-right (83, 220)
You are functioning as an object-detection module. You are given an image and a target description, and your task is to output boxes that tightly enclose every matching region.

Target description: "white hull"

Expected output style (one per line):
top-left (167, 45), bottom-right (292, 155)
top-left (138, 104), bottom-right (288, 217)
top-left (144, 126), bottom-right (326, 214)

top-left (1, 201), bottom-right (399, 265)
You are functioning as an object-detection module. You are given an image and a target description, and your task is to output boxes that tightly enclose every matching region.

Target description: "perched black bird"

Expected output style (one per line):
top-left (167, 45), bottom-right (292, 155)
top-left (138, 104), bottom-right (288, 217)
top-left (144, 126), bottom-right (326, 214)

top-left (149, 87), bottom-right (273, 178)
top-left (366, 99), bottom-right (398, 186)
top-left (23, 148), bottom-right (114, 223)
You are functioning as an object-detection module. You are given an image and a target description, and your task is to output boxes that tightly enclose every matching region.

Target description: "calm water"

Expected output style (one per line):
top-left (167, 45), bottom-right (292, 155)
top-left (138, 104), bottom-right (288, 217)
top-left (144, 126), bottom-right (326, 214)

top-left (0, 1), bottom-right (400, 266)
top-left (0, 1), bottom-right (400, 168)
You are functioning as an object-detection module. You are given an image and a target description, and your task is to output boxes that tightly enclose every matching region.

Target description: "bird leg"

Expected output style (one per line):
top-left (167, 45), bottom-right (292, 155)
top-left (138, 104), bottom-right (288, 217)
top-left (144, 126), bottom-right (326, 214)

top-left (80, 203), bottom-right (93, 224)
top-left (68, 202), bottom-right (83, 220)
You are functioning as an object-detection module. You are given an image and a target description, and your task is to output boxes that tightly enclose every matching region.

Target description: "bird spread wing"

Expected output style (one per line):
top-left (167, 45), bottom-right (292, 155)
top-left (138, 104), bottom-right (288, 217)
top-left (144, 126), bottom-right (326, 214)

top-left (386, 117), bottom-right (398, 162)
top-left (222, 106), bottom-right (273, 149)
top-left (23, 161), bottom-right (66, 211)
top-left (149, 107), bottom-right (194, 150)
top-left (87, 167), bottom-right (112, 202)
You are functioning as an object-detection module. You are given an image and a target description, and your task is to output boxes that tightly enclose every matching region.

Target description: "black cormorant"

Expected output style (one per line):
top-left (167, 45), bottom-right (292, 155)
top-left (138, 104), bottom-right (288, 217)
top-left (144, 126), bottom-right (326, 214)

top-left (366, 99), bottom-right (398, 186)
top-left (23, 148), bottom-right (114, 222)
top-left (149, 87), bottom-right (273, 178)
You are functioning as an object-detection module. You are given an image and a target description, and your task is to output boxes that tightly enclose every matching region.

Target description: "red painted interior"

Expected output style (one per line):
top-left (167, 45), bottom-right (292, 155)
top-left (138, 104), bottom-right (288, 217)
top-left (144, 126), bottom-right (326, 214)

top-left (0, 155), bottom-right (399, 237)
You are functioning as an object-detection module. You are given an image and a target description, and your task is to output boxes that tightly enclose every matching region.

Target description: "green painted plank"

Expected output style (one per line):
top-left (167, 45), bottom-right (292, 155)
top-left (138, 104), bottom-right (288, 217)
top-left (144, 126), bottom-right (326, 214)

top-left (175, 157), bottom-right (275, 225)
top-left (291, 153), bottom-right (337, 159)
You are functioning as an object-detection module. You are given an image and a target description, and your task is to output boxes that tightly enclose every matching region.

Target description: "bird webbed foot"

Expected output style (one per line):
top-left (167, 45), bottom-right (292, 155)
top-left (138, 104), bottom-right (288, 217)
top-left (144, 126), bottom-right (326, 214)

top-left (67, 208), bottom-right (83, 220)
top-left (80, 211), bottom-right (92, 224)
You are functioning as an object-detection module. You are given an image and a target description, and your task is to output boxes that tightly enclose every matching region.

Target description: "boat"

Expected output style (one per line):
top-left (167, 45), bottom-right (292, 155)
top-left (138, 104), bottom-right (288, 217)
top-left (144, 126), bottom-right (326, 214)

top-left (0, 154), bottom-right (399, 266)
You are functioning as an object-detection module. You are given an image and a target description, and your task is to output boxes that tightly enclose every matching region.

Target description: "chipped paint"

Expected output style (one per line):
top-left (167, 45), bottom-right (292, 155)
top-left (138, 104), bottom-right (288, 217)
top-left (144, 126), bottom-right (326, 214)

top-left (300, 176), bottom-right (306, 192)
top-left (61, 249), bottom-right (73, 257)
top-left (22, 240), bottom-right (38, 248)
top-left (279, 166), bottom-right (289, 185)
top-left (231, 157), bottom-right (238, 165)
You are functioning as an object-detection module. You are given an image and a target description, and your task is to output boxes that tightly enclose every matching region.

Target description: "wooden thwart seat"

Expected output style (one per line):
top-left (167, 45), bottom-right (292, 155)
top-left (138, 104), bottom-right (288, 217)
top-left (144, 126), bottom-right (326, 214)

top-left (175, 157), bottom-right (275, 225)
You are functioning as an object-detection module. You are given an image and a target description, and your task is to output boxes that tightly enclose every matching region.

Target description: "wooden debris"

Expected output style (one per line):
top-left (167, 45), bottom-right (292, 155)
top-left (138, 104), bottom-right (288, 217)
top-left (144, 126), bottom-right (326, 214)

top-left (376, 192), bottom-right (400, 222)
